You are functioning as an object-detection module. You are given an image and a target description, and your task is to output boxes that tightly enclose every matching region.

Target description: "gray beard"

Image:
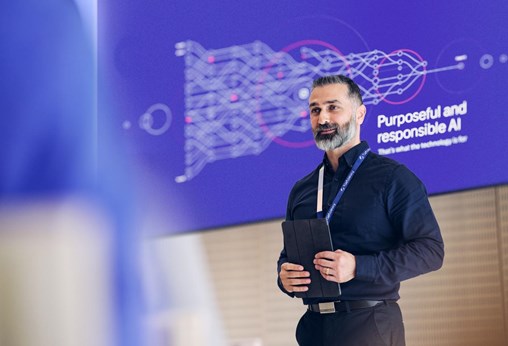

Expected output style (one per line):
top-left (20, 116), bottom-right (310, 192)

top-left (314, 116), bottom-right (356, 151)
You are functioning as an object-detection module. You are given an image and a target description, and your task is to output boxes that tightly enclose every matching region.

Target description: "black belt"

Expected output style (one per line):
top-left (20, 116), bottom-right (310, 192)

top-left (307, 300), bottom-right (385, 314)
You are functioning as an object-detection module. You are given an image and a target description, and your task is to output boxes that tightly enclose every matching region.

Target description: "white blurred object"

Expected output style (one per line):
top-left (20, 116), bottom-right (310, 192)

top-left (142, 233), bottom-right (227, 346)
top-left (229, 338), bottom-right (263, 346)
top-left (0, 198), bottom-right (115, 346)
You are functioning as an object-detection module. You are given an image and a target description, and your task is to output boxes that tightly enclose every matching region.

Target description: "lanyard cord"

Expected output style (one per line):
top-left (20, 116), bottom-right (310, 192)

top-left (316, 148), bottom-right (371, 223)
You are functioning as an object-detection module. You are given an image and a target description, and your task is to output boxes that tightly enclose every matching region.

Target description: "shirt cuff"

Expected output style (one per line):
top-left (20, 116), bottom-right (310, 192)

top-left (354, 255), bottom-right (377, 282)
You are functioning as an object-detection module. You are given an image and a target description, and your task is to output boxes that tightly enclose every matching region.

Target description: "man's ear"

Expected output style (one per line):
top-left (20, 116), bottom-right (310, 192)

top-left (356, 104), bottom-right (366, 125)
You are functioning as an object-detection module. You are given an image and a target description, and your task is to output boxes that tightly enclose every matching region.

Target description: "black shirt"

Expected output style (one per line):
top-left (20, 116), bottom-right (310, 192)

top-left (277, 141), bottom-right (444, 305)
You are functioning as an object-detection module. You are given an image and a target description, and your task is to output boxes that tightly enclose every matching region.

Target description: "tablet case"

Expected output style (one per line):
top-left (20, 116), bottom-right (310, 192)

top-left (282, 218), bottom-right (341, 299)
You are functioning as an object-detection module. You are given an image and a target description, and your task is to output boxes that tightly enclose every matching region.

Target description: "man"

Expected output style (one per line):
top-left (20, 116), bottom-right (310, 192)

top-left (277, 75), bottom-right (444, 345)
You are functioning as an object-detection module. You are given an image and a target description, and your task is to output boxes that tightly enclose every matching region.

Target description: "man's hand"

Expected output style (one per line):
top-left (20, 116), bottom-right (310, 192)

top-left (313, 249), bottom-right (356, 283)
top-left (279, 262), bottom-right (311, 293)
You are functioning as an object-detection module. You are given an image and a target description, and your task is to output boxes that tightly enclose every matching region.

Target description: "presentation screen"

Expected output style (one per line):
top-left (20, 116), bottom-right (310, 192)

top-left (99, 1), bottom-right (508, 234)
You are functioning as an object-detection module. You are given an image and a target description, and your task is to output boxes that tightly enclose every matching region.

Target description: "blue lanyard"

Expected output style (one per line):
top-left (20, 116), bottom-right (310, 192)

top-left (316, 148), bottom-right (371, 223)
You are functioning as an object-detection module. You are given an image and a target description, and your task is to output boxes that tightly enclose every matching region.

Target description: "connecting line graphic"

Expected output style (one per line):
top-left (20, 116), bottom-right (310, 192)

top-left (173, 40), bottom-right (463, 182)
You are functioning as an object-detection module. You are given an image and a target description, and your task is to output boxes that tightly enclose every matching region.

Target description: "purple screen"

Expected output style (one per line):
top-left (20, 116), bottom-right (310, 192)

top-left (99, 0), bottom-right (508, 234)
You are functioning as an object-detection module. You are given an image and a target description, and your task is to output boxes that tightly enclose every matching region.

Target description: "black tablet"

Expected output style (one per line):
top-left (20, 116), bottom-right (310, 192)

top-left (282, 218), bottom-right (341, 299)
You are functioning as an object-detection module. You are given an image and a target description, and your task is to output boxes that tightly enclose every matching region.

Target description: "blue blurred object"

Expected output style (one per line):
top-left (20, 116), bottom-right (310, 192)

top-left (0, 0), bottom-right (95, 198)
top-left (0, 1), bottom-right (143, 345)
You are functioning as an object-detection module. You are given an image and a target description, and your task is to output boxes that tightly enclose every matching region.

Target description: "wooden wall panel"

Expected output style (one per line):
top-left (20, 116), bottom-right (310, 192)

top-left (198, 185), bottom-right (508, 345)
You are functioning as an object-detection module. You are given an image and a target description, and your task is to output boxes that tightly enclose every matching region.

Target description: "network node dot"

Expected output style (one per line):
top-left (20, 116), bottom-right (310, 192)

top-left (479, 54), bottom-right (494, 69)
top-left (298, 87), bottom-right (310, 100)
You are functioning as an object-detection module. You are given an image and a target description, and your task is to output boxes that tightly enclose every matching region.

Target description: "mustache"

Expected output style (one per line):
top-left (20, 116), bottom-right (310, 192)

top-left (315, 123), bottom-right (338, 133)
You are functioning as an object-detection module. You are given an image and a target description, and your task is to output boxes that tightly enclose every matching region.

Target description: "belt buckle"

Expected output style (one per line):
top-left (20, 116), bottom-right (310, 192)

top-left (318, 302), bottom-right (337, 314)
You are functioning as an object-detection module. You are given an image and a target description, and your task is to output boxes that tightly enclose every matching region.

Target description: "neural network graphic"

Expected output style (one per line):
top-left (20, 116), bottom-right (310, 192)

top-left (147, 40), bottom-right (466, 182)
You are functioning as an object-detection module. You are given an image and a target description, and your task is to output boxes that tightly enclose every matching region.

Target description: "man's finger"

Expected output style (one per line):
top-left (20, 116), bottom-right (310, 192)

top-left (286, 271), bottom-right (310, 279)
top-left (288, 278), bottom-right (311, 286)
top-left (282, 262), bottom-right (304, 271)
top-left (313, 258), bottom-right (333, 268)
top-left (314, 251), bottom-right (336, 259)
top-left (290, 285), bottom-right (309, 293)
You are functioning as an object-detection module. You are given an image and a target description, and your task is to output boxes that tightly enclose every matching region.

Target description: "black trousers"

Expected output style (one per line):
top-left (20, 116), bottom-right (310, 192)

top-left (295, 302), bottom-right (405, 346)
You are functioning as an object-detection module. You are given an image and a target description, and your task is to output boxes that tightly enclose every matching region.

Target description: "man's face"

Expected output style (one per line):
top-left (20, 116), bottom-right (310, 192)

top-left (308, 83), bottom-right (363, 151)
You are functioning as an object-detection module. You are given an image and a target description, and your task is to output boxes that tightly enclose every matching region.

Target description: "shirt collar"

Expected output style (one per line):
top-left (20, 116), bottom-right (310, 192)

top-left (323, 141), bottom-right (370, 169)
